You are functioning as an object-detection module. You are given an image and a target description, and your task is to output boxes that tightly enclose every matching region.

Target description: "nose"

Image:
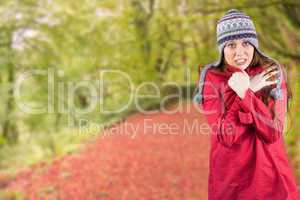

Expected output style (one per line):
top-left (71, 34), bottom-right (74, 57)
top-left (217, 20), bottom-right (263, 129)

top-left (234, 44), bottom-right (246, 57)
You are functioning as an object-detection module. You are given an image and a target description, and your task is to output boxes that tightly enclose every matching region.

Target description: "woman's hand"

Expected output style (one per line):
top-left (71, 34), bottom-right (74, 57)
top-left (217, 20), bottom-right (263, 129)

top-left (228, 71), bottom-right (250, 99)
top-left (249, 65), bottom-right (280, 93)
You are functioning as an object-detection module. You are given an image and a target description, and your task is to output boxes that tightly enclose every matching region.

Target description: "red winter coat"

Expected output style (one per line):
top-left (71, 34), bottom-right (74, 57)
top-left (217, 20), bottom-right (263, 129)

top-left (199, 64), bottom-right (300, 200)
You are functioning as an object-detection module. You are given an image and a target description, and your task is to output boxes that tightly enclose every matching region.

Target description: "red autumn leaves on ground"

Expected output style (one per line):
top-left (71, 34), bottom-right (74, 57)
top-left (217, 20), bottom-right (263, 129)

top-left (3, 103), bottom-right (210, 199)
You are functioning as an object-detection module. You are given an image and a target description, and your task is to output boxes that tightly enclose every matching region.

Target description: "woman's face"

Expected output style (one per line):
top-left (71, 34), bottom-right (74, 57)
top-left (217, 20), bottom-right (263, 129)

top-left (223, 39), bottom-right (254, 70)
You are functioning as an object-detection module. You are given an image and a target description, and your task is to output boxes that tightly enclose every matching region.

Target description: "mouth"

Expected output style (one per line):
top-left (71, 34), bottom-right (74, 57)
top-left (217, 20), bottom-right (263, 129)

top-left (234, 58), bottom-right (247, 66)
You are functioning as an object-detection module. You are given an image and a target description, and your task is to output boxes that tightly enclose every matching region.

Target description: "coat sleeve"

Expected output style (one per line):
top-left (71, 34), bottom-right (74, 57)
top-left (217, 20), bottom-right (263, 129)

top-left (201, 73), bottom-right (251, 148)
top-left (238, 67), bottom-right (287, 144)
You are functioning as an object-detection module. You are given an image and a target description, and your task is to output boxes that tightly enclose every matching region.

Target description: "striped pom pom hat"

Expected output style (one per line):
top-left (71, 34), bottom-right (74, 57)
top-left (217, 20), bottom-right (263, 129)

top-left (213, 8), bottom-right (271, 66)
top-left (217, 9), bottom-right (258, 54)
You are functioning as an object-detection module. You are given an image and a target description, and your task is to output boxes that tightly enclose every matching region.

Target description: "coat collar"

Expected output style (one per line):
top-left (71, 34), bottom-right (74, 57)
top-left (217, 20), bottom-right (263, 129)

top-left (224, 64), bottom-right (263, 77)
top-left (225, 64), bottom-right (243, 75)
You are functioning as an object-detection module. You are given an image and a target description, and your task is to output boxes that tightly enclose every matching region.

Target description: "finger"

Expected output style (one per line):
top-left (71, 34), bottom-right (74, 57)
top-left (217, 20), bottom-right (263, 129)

top-left (231, 73), bottom-right (240, 79)
top-left (265, 79), bottom-right (279, 86)
top-left (265, 70), bottom-right (280, 79)
top-left (232, 72), bottom-right (241, 77)
top-left (240, 70), bottom-right (249, 76)
top-left (263, 64), bottom-right (278, 73)
top-left (232, 71), bottom-right (249, 81)
top-left (228, 79), bottom-right (235, 87)
top-left (268, 64), bottom-right (278, 71)
top-left (229, 78), bottom-right (237, 85)
top-left (235, 71), bottom-right (249, 80)
top-left (241, 71), bottom-right (250, 80)
top-left (263, 67), bottom-right (278, 77)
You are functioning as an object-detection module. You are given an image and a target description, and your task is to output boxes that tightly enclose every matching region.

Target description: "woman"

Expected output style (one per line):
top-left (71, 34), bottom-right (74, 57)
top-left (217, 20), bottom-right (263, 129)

top-left (193, 9), bottom-right (300, 199)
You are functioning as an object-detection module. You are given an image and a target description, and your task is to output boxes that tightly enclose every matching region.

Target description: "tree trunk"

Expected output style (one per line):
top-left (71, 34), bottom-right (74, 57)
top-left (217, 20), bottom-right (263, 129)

top-left (2, 64), bottom-right (19, 144)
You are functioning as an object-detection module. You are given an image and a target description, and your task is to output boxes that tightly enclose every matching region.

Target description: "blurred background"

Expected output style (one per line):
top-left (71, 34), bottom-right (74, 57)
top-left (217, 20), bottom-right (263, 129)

top-left (0, 0), bottom-right (300, 198)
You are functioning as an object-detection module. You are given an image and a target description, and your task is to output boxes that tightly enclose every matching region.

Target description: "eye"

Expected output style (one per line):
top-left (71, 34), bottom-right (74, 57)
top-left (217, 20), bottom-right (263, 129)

top-left (243, 41), bottom-right (250, 46)
top-left (227, 42), bottom-right (236, 48)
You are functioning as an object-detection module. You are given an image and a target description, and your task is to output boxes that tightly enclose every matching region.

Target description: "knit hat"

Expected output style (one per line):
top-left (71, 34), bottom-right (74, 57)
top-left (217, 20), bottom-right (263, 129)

top-left (193, 9), bottom-right (283, 104)
top-left (215, 8), bottom-right (271, 66)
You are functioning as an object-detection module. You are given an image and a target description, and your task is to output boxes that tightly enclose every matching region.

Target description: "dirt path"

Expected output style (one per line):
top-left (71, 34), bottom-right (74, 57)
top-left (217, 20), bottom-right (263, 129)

top-left (3, 102), bottom-right (210, 199)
